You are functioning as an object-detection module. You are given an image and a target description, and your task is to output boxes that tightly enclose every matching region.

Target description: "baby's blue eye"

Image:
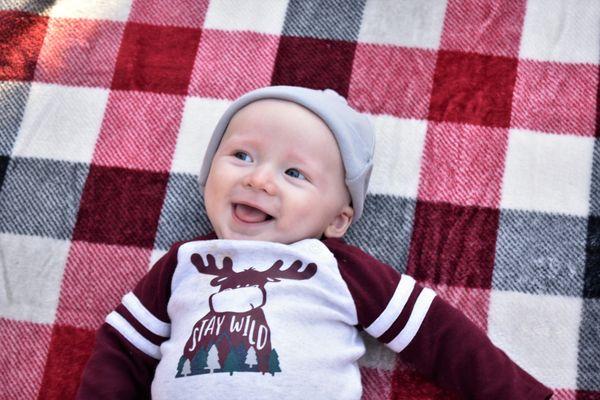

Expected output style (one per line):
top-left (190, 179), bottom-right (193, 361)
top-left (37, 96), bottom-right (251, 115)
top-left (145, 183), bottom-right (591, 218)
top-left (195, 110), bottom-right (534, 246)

top-left (286, 168), bottom-right (307, 180)
top-left (234, 151), bottom-right (252, 162)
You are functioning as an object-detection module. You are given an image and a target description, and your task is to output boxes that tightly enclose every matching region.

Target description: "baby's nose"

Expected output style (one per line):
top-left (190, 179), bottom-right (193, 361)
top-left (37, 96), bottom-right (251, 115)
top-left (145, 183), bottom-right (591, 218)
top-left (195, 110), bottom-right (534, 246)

top-left (244, 166), bottom-right (276, 194)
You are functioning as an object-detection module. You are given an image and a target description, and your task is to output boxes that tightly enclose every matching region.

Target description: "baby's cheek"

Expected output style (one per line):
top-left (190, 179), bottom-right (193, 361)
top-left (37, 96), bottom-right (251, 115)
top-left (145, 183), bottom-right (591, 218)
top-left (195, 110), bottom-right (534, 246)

top-left (288, 198), bottom-right (312, 216)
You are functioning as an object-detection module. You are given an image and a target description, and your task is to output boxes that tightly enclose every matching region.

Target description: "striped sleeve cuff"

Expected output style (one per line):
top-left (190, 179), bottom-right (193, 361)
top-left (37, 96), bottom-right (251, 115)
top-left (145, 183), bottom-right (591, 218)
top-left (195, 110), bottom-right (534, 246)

top-left (365, 275), bottom-right (436, 353)
top-left (105, 292), bottom-right (171, 360)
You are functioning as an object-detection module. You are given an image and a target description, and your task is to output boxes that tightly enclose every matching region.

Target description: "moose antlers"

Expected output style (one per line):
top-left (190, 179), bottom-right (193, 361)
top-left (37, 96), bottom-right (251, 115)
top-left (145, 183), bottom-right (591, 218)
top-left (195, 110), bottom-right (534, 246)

top-left (190, 253), bottom-right (235, 277)
top-left (264, 259), bottom-right (317, 281)
top-left (190, 253), bottom-right (317, 281)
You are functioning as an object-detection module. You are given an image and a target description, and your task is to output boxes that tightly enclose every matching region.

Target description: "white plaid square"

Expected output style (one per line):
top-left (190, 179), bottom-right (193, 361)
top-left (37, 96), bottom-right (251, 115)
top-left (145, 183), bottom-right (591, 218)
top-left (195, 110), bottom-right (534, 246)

top-left (488, 290), bottom-right (582, 388)
top-left (501, 129), bottom-right (595, 217)
top-left (519, 0), bottom-right (600, 63)
top-left (50, 0), bottom-right (132, 21)
top-left (12, 83), bottom-right (108, 164)
top-left (171, 96), bottom-right (230, 175)
top-left (369, 116), bottom-right (427, 199)
top-left (49, 0), bottom-right (133, 21)
top-left (359, 0), bottom-right (447, 49)
top-left (0, 233), bottom-right (70, 324)
top-left (203, 0), bottom-right (289, 35)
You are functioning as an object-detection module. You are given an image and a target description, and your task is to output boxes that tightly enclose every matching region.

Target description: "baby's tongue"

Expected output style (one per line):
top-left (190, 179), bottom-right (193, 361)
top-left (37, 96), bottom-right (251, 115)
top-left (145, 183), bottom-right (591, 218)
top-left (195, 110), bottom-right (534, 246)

top-left (235, 204), bottom-right (268, 223)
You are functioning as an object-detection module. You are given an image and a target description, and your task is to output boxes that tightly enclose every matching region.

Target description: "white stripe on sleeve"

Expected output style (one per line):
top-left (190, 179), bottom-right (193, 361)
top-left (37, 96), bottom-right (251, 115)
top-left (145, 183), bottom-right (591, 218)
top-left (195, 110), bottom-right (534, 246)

top-left (365, 275), bottom-right (416, 338)
top-left (122, 292), bottom-right (170, 337)
top-left (386, 287), bottom-right (436, 353)
top-left (106, 311), bottom-right (162, 360)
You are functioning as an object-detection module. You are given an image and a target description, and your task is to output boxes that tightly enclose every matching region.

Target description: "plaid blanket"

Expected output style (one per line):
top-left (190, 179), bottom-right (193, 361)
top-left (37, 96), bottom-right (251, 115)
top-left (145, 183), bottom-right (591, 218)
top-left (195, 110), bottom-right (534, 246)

top-left (1, 0), bottom-right (599, 399)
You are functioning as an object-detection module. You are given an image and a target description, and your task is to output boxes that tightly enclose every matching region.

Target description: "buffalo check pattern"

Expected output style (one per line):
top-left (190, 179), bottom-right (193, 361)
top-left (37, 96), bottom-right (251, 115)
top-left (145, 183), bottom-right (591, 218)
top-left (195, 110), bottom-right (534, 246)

top-left (0, 0), bottom-right (598, 398)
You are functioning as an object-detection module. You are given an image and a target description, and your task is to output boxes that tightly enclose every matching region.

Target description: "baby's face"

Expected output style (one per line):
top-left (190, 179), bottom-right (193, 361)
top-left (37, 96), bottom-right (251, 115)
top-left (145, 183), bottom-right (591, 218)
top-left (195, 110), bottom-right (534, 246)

top-left (203, 99), bottom-right (354, 244)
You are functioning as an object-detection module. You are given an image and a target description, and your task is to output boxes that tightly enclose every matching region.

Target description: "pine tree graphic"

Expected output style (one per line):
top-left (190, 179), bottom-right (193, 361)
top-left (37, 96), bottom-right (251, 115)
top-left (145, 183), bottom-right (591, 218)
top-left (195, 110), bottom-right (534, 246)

top-left (175, 355), bottom-right (187, 378)
top-left (246, 346), bottom-right (258, 371)
top-left (267, 348), bottom-right (281, 376)
top-left (190, 347), bottom-right (209, 375)
top-left (232, 344), bottom-right (248, 371)
top-left (222, 349), bottom-right (241, 376)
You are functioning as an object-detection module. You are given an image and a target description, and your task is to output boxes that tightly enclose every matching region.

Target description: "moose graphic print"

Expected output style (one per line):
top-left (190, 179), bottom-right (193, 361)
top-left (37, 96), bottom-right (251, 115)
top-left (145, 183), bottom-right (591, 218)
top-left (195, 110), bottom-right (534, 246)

top-left (175, 253), bottom-right (317, 377)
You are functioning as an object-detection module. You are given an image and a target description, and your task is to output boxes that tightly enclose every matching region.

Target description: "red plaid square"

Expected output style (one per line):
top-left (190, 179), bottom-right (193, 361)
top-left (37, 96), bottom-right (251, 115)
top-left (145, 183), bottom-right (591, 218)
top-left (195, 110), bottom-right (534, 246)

top-left (112, 22), bottom-right (201, 94)
top-left (35, 18), bottom-right (124, 88)
top-left (56, 241), bottom-right (151, 329)
top-left (428, 51), bottom-right (518, 128)
top-left (418, 122), bottom-right (509, 208)
top-left (551, 389), bottom-right (577, 400)
top-left (407, 201), bottom-right (498, 289)
top-left (360, 367), bottom-right (394, 400)
top-left (271, 36), bottom-right (356, 96)
top-left (38, 325), bottom-right (96, 400)
top-left (0, 319), bottom-right (51, 399)
top-left (430, 284), bottom-right (490, 332)
top-left (189, 29), bottom-right (279, 99)
top-left (511, 60), bottom-right (598, 137)
top-left (129, 0), bottom-right (209, 28)
top-left (93, 91), bottom-right (185, 171)
top-left (391, 361), bottom-right (460, 399)
top-left (0, 11), bottom-right (48, 81)
top-left (440, 0), bottom-right (527, 57)
top-left (576, 390), bottom-right (600, 400)
top-left (349, 44), bottom-right (436, 119)
top-left (72, 165), bottom-right (169, 248)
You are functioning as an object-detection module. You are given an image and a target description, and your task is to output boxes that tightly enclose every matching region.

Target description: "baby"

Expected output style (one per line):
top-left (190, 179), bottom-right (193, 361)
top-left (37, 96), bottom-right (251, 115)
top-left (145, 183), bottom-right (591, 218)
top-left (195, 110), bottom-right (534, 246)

top-left (77, 86), bottom-right (552, 399)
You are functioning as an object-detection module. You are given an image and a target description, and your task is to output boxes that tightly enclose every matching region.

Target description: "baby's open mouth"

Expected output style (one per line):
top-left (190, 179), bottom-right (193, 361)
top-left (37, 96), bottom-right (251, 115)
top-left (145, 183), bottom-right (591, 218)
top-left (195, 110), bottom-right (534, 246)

top-left (233, 203), bottom-right (274, 223)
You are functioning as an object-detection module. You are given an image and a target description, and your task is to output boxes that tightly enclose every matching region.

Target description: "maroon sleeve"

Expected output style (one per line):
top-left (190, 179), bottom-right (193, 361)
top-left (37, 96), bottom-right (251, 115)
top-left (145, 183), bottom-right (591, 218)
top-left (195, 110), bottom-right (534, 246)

top-left (76, 232), bottom-right (217, 399)
top-left (402, 296), bottom-right (553, 399)
top-left (75, 323), bottom-right (158, 399)
top-left (322, 237), bottom-right (553, 400)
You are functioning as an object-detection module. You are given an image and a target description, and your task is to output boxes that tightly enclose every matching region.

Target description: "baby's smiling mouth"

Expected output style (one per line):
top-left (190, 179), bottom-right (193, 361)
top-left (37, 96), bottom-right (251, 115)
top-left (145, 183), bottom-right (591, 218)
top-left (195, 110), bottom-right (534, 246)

top-left (232, 203), bottom-right (274, 224)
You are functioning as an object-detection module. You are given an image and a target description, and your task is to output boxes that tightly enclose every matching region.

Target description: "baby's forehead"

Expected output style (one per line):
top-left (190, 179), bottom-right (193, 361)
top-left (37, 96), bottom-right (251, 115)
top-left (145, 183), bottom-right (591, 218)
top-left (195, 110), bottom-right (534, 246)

top-left (228, 99), bottom-right (324, 129)
top-left (225, 101), bottom-right (340, 145)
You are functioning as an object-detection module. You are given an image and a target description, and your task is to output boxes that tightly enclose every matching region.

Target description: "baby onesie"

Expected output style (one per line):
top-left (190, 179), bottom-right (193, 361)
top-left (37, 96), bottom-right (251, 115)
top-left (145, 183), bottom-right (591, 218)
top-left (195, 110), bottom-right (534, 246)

top-left (77, 232), bottom-right (552, 399)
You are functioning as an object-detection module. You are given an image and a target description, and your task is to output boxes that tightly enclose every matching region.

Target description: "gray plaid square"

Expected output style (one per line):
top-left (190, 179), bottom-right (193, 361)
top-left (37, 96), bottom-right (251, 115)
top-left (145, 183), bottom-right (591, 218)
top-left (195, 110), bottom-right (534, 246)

top-left (0, 81), bottom-right (30, 156)
top-left (0, 0), bottom-right (54, 14)
top-left (283, 0), bottom-right (365, 41)
top-left (0, 157), bottom-right (88, 239)
top-left (577, 298), bottom-right (600, 390)
top-left (590, 139), bottom-right (600, 217)
top-left (492, 209), bottom-right (587, 296)
top-left (345, 194), bottom-right (416, 274)
top-left (154, 173), bottom-right (213, 250)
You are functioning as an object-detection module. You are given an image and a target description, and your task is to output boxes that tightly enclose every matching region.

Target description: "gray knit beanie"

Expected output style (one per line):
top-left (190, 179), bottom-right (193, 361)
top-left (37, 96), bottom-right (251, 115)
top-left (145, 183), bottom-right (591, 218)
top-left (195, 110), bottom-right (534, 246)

top-left (198, 85), bottom-right (375, 222)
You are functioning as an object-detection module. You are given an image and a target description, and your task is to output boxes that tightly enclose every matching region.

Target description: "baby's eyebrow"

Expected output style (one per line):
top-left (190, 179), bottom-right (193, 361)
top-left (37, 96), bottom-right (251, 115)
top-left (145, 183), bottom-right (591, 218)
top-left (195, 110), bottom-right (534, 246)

top-left (221, 134), bottom-right (258, 148)
top-left (286, 151), bottom-right (318, 169)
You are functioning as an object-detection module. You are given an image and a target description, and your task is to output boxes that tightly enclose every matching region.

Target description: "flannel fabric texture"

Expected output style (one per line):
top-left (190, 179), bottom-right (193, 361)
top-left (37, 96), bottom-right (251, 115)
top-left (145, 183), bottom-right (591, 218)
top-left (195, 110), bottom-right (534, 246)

top-left (0, 0), bottom-right (599, 399)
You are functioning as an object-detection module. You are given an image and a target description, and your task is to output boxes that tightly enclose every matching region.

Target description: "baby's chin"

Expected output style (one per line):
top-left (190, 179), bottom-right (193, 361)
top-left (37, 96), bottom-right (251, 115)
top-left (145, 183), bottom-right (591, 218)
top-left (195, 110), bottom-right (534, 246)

top-left (217, 228), bottom-right (319, 245)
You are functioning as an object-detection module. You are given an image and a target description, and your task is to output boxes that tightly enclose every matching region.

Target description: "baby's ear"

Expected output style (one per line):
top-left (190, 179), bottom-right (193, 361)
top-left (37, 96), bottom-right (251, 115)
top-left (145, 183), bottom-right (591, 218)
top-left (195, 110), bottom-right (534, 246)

top-left (324, 205), bottom-right (354, 238)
